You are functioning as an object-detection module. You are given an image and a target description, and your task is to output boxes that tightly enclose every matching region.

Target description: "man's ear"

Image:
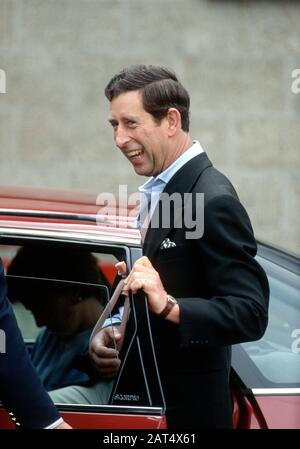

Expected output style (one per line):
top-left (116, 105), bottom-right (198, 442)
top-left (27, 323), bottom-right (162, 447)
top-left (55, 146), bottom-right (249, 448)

top-left (166, 108), bottom-right (181, 136)
top-left (70, 291), bottom-right (83, 304)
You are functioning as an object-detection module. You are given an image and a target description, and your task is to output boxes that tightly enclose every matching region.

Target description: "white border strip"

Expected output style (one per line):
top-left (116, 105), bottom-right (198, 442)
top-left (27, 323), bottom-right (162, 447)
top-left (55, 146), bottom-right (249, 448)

top-left (252, 388), bottom-right (300, 395)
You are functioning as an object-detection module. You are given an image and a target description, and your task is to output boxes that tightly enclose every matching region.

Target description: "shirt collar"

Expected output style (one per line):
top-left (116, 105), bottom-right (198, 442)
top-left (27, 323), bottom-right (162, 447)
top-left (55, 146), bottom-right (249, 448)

top-left (139, 140), bottom-right (204, 194)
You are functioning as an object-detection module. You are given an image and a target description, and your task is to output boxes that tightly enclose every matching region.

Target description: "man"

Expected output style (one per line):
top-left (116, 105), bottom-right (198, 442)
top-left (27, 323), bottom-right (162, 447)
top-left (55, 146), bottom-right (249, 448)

top-left (90, 65), bottom-right (269, 428)
top-left (7, 246), bottom-right (106, 391)
top-left (0, 258), bottom-right (71, 429)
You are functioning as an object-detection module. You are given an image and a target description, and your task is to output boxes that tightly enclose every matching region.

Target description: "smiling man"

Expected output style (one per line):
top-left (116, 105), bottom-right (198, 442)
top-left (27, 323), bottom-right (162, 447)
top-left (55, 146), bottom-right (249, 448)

top-left (108, 89), bottom-right (192, 178)
top-left (90, 65), bottom-right (270, 429)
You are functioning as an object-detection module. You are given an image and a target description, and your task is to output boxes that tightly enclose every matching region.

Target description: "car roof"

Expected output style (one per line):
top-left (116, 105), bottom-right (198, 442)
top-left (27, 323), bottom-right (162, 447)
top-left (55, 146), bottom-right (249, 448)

top-left (1, 186), bottom-right (299, 264)
top-left (0, 186), bottom-right (141, 246)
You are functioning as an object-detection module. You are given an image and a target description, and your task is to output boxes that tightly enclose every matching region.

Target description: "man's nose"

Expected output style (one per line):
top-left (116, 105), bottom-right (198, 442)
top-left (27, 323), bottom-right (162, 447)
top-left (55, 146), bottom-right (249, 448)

top-left (115, 127), bottom-right (130, 149)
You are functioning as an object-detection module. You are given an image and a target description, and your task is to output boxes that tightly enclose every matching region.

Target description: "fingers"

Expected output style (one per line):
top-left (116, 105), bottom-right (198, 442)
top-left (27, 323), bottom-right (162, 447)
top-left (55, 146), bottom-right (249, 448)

top-left (90, 346), bottom-right (120, 378)
top-left (115, 261), bottom-right (127, 278)
top-left (137, 256), bottom-right (152, 266)
top-left (116, 257), bottom-right (153, 292)
top-left (122, 256), bottom-right (157, 295)
top-left (119, 256), bottom-right (167, 315)
top-left (91, 326), bottom-right (120, 352)
top-left (90, 326), bottom-right (122, 378)
top-left (91, 341), bottom-right (119, 358)
top-left (90, 350), bottom-right (120, 366)
top-left (130, 256), bottom-right (152, 269)
top-left (123, 257), bottom-right (153, 282)
top-left (90, 351), bottom-right (121, 378)
top-left (123, 274), bottom-right (156, 294)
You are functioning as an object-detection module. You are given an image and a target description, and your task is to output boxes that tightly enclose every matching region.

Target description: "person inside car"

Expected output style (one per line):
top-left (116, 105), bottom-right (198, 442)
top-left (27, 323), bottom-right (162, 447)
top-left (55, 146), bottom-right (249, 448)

top-left (6, 246), bottom-right (108, 391)
top-left (0, 257), bottom-right (71, 428)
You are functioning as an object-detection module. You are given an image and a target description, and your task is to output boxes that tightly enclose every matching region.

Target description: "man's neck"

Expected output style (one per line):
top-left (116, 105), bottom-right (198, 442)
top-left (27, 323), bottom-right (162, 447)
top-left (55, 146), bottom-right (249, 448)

top-left (163, 133), bottom-right (193, 172)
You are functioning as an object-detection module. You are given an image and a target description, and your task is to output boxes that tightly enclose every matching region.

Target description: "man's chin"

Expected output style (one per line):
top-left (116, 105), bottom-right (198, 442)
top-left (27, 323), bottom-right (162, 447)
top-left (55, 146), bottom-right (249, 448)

top-left (133, 165), bottom-right (152, 177)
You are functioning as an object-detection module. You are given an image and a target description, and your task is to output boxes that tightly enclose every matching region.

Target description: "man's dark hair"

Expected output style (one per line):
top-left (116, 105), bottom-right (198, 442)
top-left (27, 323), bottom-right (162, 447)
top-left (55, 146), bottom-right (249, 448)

top-left (105, 64), bottom-right (190, 132)
top-left (7, 246), bottom-right (107, 305)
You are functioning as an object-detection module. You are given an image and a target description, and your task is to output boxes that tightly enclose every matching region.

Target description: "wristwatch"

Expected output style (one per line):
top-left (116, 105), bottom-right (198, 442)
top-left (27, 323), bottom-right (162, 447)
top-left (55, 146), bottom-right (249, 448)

top-left (158, 294), bottom-right (177, 319)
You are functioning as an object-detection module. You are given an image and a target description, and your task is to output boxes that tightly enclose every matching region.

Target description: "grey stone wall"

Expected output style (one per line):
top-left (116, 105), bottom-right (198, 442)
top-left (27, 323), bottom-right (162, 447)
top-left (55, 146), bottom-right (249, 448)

top-left (0, 0), bottom-right (299, 254)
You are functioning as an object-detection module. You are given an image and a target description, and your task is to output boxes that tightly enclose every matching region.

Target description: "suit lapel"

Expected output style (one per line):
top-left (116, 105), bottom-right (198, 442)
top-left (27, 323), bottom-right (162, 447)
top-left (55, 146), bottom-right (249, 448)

top-left (143, 152), bottom-right (212, 258)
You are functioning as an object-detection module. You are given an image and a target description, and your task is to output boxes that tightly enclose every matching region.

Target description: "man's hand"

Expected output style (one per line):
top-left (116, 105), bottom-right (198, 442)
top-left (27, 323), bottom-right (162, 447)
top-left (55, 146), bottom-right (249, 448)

top-left (116, 257), bottom-right (167, 315)
top-left (116, 257), bottom-right (180, 324)
top-left (89, 326), bottom-right (122, 378)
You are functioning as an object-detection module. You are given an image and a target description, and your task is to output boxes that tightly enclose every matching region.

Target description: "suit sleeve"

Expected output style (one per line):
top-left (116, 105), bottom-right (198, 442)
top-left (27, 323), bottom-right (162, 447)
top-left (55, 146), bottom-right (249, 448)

top-left (178, 194), bottom-right (269, 348)
top-left (0, 261), bottom-right (61, 428)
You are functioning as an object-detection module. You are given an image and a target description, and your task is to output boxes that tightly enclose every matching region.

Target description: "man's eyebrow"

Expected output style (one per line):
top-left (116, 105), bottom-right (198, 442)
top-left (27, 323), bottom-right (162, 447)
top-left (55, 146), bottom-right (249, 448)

top-left (123, 115), bottom-right (138, 121)
top-left (108, 115), bottom-right (139, 123)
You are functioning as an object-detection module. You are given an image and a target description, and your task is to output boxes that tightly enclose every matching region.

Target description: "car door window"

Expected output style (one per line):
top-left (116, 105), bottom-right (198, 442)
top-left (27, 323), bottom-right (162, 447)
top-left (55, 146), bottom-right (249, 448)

top-left (0, 242), bottom-right (165, 412)
top-left (233, 255), bottom-right (300, 387)
top-left (2, 244), bottom-right (110, 391)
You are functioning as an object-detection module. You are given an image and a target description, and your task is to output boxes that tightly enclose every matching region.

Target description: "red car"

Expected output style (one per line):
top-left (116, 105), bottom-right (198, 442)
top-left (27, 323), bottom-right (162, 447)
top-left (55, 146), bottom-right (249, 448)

top-left (0, 186), bottom-right (299, 429)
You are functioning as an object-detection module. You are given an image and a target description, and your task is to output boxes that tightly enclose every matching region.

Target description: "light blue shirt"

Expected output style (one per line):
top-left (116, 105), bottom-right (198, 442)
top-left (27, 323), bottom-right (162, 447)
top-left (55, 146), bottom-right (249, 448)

top-left (31, 327), bottom-right (92, 391)
top-left (138, 140), bottom-right (204, 225)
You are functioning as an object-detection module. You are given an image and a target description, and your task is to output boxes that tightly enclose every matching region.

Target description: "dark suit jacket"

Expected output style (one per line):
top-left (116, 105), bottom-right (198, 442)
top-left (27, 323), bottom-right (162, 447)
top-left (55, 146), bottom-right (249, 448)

top-left (143, 152), bottom-right (269, 429)
top-left (0, 259), bottom-right (60, 428)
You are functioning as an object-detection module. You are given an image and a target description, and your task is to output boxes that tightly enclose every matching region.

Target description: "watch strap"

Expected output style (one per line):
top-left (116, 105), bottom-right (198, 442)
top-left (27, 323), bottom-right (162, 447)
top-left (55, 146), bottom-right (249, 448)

top-left (159, 294), bottom-right (177, 319)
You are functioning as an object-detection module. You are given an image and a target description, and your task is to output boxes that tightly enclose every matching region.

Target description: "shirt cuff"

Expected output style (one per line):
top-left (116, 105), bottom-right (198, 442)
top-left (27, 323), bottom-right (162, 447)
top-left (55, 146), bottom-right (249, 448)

top-left (44, 417), bottom-right (64, 429)
top-left (101, 305), bottom-right (124, 329)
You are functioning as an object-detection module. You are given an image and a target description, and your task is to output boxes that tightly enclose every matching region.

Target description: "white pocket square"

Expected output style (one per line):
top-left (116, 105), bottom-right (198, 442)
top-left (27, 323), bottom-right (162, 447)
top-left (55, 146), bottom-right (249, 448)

top-left (160, 238), bottom-right (176, 250)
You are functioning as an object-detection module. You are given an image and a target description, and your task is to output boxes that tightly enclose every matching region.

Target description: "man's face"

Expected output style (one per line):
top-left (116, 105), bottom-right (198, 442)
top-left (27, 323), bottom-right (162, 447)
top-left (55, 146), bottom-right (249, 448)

top-left (109, 90), bottom-right (170, 177)
top-left (22, 292), bottom-right (78, 339)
